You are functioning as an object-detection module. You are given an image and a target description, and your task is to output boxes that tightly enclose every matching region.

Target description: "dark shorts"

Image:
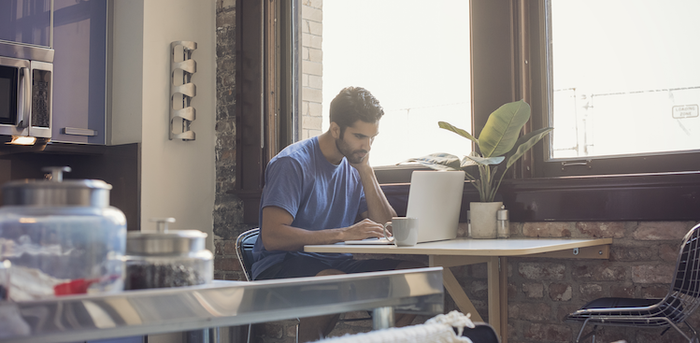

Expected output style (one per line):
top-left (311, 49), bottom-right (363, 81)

top-left (255, 253), bottom-right (405, 280)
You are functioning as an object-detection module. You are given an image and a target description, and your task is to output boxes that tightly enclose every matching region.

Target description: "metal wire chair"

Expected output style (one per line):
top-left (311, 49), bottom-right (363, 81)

top-left (235, 228), bottom-right (259, 282)
top-left (235, 228), bottom-right (258, 343)
top-left (235, 228), bottom-right (300, 343)
top-left (566, 223), bottom-right (700, 343)
top-left (235, 228), bottom-right (373, 342)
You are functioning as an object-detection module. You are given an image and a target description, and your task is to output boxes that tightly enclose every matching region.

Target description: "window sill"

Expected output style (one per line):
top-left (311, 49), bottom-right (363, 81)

top-left (380, 170), bottom-right (700, 222)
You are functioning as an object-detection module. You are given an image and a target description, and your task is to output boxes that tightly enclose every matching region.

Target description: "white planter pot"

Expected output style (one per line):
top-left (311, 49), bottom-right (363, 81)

top-left (470, 202), bottom-right (503, 239)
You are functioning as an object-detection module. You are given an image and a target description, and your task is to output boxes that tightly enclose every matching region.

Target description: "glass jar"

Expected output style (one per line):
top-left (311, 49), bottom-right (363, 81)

top-left (0, 167), bottom-right (126, 300)
top-left (497, 206), bottom-right (510, 239)
top-left (124, 218), bottom-right (213, 290)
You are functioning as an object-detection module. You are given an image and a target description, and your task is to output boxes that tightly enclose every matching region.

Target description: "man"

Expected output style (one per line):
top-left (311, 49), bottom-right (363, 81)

top-left (251, 86), bottom-right (418, 341)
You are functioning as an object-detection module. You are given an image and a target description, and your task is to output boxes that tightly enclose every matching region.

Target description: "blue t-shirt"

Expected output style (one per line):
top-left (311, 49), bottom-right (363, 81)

top-left (251, 136), bottom-right (368, 279)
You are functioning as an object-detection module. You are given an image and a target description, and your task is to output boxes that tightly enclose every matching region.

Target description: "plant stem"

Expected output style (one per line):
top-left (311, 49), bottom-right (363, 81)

top-left (479, 165), bottom-right (490, 202)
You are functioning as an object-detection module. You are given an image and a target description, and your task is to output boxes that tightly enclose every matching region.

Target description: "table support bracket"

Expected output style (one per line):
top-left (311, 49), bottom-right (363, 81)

top-left (430, 255), bottom-right (492, 268)
top-left (527, 244), bottom-right (610, 259)
top-left (439, 267), bottom-right (484, 322)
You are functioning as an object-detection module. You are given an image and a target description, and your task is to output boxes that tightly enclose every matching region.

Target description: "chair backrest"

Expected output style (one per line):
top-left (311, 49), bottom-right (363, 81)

top-left (235, 228), bottom-right (260, 281)
top-left (462, 322), bottom-right (501, 343)
top-left (663, 223), bottom-right (700, 322)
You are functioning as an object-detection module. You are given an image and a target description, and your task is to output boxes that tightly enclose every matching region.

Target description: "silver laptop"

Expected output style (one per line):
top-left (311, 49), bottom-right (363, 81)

top-left (345, 170), bottom-right (465, 245)
top-left (407, 170), bottom-right (465, 243)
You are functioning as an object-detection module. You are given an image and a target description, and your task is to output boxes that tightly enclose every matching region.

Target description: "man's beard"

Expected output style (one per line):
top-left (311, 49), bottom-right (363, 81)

top-left (335, 136), bottom-right (367, 164)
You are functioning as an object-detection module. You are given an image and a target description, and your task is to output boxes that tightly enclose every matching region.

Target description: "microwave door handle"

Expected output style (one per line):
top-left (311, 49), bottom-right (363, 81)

top-left (16, 67), bottom-right (30, 128)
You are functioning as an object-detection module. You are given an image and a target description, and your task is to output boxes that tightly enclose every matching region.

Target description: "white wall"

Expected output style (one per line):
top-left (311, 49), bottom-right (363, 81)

top-left (111, 0), bottom-right (216, 250)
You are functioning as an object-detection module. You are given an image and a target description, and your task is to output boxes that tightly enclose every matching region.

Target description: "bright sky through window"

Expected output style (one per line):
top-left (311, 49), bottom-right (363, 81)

top-left (322, 0), bottom-right (471, 167)
top-left (550, 0), bottom-right (700, 159)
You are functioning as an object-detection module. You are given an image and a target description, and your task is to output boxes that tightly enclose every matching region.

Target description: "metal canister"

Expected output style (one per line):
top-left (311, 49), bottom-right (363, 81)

top-left (124, 218), bottom-right (213, 290)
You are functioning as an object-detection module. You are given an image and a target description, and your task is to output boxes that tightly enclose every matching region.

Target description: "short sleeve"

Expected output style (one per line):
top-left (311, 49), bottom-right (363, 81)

top-left (261, 156), bottom-right (304, 219)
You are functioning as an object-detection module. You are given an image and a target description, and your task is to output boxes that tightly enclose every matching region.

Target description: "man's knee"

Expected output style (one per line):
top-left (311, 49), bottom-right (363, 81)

top-left (316, 268), bottom-right (345, 277)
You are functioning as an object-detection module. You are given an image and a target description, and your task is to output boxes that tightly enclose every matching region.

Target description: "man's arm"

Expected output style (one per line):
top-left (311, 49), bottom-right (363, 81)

top-left (353, 160), bottom-right (397, 224)
top-left (260, 206), bottom-right (388, 251)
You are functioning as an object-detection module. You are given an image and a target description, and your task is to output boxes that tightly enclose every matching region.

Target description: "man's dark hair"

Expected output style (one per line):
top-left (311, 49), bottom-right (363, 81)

top-left (329, 87), bottom-right (384, 136)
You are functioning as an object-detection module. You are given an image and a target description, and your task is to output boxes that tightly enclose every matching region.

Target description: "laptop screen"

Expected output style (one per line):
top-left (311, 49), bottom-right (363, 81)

top-left (405, 170), bottom-right (465, 243)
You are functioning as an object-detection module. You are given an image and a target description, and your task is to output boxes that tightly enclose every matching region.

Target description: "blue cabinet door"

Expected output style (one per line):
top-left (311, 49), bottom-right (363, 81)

top-left (0, 0), bottom-right (52, 48)
top-left (52, 0), bottom-right (107, 144)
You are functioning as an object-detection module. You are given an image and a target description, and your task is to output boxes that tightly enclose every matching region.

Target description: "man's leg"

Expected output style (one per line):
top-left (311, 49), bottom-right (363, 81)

top-left (394, 260), bottom-right (425, 327)
top-left (298, 269), bottom-right (344, 342)
top-left (333, 258), bottom-right (426, 328)
top-left (257, 256), bottom-right (349, 342)
top-left (262, 255), bottom-right (424, 340)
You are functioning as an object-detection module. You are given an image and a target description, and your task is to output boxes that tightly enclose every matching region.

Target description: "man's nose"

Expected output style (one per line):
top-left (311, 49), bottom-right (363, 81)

top-left (362, 137), bottom-right (372, 150)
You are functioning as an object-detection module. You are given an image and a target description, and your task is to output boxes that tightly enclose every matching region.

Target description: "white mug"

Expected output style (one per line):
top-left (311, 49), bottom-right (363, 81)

top-left (384, 217), bottom-right (417, 246)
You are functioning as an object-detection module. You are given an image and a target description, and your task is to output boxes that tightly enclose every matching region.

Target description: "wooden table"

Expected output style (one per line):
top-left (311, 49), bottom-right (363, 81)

top-left (305, 237), bottom-right (612, 342)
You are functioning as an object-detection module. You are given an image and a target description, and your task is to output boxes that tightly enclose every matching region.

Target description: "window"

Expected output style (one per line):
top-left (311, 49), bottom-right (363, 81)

top-left (541, 0), bottom-right (700, 175)
top-left (309, 0), bottom-right (471, 168)
top-left (235, 0), bottom-right (700, 223)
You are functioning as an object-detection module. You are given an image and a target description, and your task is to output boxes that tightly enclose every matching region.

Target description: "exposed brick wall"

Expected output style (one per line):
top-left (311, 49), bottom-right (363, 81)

top-left (301, 0), bottom-right (324, 139)
top-left (214, 0), bottom-right (252, 282)
top-left (499, 221), bottom-right (699, 343)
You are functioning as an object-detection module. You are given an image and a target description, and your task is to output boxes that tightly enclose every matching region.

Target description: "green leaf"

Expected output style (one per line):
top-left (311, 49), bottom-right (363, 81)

top-left (438, 121), bottom-right (479, 147)
top-left (399, 153), bottom-right (461, 171)
top-left (464, 154), bottom-right (505, 166)
top-left (478, 100), bottom-right (531, 158)
top-left (505, 127), bottom-right (554, 169)
top-left (459, 156), bottom-right (478, 168)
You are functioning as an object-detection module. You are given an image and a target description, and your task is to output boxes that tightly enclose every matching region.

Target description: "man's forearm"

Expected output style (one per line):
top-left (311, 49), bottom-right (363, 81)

top-left (261, 206), bottom-right (388, 251)
top-left (357, 166), bottom-right (397, 224)
top-left (262, 223), bottom-right (344, 251)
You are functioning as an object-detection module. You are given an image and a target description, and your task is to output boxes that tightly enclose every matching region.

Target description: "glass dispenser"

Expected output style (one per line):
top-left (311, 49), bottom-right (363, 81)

top-left (497, 206), bottom-right (510, 239)
top-left (0, 166), bottom-right (126, 300)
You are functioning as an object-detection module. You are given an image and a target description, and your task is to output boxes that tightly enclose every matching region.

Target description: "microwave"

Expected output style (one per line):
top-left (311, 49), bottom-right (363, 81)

top-left (0, 54), bottom-right (52, 142)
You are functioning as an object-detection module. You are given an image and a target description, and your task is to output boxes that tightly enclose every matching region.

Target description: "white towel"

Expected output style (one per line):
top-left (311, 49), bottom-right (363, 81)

top-left (313, 311), bottom-right (475, 343)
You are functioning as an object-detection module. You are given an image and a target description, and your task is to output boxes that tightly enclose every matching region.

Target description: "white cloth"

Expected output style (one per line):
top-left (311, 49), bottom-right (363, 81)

top-left (312, 311), bottom-right (475, 343)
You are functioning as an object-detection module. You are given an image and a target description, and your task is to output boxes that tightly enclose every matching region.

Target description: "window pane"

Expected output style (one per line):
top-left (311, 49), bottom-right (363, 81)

top-left (549, 0), bottom-right (700, 159)
top-left (320, 0), bottom-right (471, 167)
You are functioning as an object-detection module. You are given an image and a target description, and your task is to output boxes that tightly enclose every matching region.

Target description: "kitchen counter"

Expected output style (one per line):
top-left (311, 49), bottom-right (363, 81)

top-left (0, 267), bottom-right (444, 343)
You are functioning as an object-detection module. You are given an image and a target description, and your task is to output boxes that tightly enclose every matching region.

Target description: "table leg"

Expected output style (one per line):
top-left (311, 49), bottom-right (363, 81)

top-left (372, 306), bottom-right (395, 329)
top-left (441, 267), bottom-right (484, 322)
top-left (500, 256), bottom-right (508, 343)
top-left (486, 257), bottom-right (501, 337)
top-left (430, 254), bottom-right (507, 341)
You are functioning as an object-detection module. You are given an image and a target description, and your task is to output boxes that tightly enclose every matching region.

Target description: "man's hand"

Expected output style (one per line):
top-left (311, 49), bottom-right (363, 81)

top-left (348, 151), bottom-right (372, 173)
top-left (261, 207), bottom-right (391, 251)
top-left (340, 218), bottom-right (391, 241)
top-left (350, 152), bottom-right (397, 224)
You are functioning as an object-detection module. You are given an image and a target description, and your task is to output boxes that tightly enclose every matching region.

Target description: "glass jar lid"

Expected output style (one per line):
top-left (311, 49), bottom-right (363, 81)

top-left (126, 218), bottom-right (207, 256)
top-left (1, 166), bottom-right (112, 207)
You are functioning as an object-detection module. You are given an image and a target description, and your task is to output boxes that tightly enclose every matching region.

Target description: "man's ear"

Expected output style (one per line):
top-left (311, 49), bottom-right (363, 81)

top-left (329, 122), bottom-right (341, 139)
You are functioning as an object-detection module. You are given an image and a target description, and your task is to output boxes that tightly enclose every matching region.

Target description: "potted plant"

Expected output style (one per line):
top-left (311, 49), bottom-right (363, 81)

top-left (408, 99), bottom-right (553, 238)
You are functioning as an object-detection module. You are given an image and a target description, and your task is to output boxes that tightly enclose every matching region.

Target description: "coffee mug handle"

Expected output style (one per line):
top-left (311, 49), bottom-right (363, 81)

top-left (383, 222), bottom-right (394, 242)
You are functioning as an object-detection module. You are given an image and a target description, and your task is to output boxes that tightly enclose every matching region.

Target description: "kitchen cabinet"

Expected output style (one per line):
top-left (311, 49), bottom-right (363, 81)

top-left (52, 0), bottom-right (107, 144)
top-left (0, 0), bottom-right (52, 48)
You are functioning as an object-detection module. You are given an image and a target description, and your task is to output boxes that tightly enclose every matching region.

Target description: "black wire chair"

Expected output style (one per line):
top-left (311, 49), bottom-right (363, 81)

top-left (235, 228), bottom-right (293, 343)
top-left (566, 223), bottom-right (700, 343)
top-left (235, 228), bottom-right (259, 282)
top-left (235, 228), bottom-right (375, 342)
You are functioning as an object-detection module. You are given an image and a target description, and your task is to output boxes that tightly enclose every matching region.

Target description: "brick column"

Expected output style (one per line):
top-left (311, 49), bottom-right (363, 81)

top-left (301, 0), bottom-right (323, 139)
